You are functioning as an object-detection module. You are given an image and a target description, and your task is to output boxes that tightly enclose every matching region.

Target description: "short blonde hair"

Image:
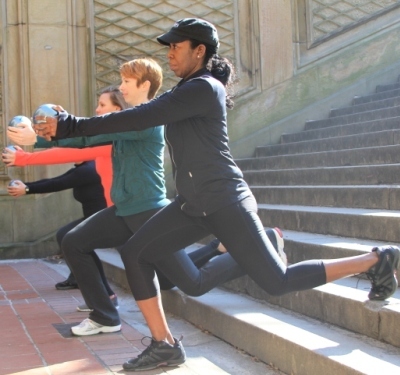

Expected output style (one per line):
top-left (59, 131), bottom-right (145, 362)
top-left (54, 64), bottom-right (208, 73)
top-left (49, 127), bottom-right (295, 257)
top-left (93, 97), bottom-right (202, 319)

top-left (120, 58), bottom-right (163, 100)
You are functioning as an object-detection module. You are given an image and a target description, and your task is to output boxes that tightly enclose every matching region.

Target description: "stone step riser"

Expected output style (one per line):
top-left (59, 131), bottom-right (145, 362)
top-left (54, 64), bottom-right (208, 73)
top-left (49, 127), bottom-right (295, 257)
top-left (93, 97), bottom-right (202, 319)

top-left (243, 164), bottom-right (400, 186)
top-left (163, 289), bottom-right (397, 375)
top-left (238, 144), bottom-right (400, 171)
top-left (281, 117), bottom-right (399, 144)
top-left (330, 95), bottom-right (400, 117)
top-left (250, 186), bottom-right (400, 210)
top-left (376, 82), bottom-right (400, 92)
top-left (257, 207), bottom-right (400, 243)
top-left (305, 106), bottom-right (400, 130)
top-left (222, 277), bottom-right (400, 348)
top-left (282, 238), bottom-right (365, 263)
top-left (255, 129), bottom-right (400, 157)
top-left (353, 88), bottom-right (400, 105)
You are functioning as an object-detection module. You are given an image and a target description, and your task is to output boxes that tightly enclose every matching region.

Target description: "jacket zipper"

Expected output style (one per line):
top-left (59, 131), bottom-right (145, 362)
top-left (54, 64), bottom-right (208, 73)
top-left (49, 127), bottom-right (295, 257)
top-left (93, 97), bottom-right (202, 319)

top-left (188, 171), bottom-right (207, 216)
top-left (165, 127), bottom-right (179, 195)
top-left (166, 127), bottom-right (206, 216)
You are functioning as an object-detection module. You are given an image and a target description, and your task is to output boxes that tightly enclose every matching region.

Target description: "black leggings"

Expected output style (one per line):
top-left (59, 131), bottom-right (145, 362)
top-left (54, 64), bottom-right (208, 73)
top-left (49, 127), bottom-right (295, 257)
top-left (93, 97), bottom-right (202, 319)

top-left (156, 239), bottom-right (221, 290)
top-left (61, 206), bottom-right (238, 326)
top-left (120, 196), bottom-right (327, 301)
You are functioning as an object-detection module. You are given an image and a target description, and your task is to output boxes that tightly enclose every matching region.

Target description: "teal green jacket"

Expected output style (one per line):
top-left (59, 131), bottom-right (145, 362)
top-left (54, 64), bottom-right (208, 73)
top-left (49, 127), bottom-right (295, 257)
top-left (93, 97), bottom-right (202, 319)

top-left (36, 127), bottom-right (170, 216)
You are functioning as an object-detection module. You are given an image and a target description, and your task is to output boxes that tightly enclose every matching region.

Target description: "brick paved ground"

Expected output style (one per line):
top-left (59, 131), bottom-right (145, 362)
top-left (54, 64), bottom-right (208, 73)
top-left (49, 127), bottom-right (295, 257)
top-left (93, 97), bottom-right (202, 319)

top-left (0, 259), bottom-right (281, 375)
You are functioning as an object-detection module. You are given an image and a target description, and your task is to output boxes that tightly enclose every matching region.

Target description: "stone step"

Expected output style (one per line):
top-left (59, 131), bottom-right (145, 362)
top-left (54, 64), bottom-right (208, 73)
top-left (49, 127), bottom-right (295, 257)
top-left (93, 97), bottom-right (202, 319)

top-left (243, 163), bottom-right (400, 186)
top-left (257, 204), bottom-right (400, 243)
top-left (280, 117), bottom-right (400, 144)
top-left (237, 144), bottom-right (400, 171)
top-left (164, 287), bottom-right (400, 375)
top-left (222, 274), bottom-right (400, 346)
top-left (281, 229), bottom-right (387, 262)
top-left (249, 185), bottom-right (400, 210)
top-left (97, 249), bottom-right (400, 375)
top-left (305, 105), bottom-right (400, 130)
top-left (255, 128), bottom-right (400, 157)
top-left (330, 95), bottom-right (400, 117)
top-left (353, 88), bottom-right (400, 105)
top-left (376, 82), bottom-right (400, 92)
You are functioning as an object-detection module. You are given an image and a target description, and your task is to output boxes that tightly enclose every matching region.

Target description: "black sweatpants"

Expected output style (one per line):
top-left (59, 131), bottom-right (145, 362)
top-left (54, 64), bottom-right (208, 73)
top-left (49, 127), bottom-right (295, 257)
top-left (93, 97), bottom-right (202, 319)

top-left (57, 218), bottom-right (114, 296)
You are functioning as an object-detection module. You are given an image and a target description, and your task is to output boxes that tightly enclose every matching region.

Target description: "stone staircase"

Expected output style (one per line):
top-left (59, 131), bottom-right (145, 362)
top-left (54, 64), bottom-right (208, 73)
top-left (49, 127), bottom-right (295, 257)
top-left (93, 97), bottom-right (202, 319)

top-left (99, 77), bottom-right (400, 374)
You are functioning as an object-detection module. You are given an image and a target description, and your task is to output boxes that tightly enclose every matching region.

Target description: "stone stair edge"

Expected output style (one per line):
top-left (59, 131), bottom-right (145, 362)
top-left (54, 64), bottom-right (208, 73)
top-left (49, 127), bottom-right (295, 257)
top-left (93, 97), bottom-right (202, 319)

top-left (242, 166), bottom-right (400, 187)
top-left (256, 202), bottom-right (400, 217)
top-left (237, 143), bottom-right (400, 163)
top-left (249, 184), bottom-right (400, 210)
top-left (252, 145), bottom-right (399, 161)
top-left (330, 95), bottom-right (400, 116)
top-left (257, 205), bottom-right (400, 243)
top-left (304, 115), bottom-right (399, 133)
top-left (376, 82), bottom-right (400, 92)
top-left (255, 126), bottom-right (400, 154)
top-left (353, 88), bottom-right (400, 104)
top-left (242, 162), bottom-right (400, 174)
top-left (282, 117), bottom-right (400, 143)
top-left (305, 106), bottom-right (400, 129)
top-left (163, 288), bottom-right (400, 375)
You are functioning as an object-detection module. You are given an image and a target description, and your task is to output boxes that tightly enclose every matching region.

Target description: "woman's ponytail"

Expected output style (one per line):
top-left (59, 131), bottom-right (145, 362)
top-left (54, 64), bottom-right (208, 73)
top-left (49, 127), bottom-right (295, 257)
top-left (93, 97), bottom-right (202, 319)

top-left (207, 54), bottom-right (236, 109)
top-left (190, 40), bottom-right (236, 109)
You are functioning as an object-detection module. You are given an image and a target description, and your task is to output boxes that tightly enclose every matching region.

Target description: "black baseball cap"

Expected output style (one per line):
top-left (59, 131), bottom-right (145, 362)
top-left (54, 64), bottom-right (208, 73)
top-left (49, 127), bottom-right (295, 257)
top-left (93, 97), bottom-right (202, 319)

top-left (157, 18), bottom-right (219, 48)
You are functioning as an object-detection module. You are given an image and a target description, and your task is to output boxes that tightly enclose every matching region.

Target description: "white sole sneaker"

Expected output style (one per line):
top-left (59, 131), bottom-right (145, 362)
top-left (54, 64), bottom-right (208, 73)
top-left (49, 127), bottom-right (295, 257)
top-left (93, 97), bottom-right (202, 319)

top-left (71, 318), bottom-right (121, 336)
top-left (76, 295), bottom-right (119, 312)
top-left (76, 304), bottom-right (93, 312)
top-left (266, 227), bottom-right (288, 265)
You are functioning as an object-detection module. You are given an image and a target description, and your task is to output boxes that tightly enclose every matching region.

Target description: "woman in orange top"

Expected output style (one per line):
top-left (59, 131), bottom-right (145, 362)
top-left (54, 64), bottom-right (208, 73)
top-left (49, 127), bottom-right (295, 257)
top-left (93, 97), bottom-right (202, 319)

top-left (3, 87), bottom-right (125, 308)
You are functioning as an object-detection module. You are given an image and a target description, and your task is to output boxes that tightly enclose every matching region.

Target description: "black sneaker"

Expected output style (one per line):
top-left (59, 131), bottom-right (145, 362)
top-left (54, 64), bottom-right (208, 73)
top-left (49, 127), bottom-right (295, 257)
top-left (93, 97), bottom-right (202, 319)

top-left (123, 336), bottom-right (186, 371)
top-left (55, 279), bottom-right (79, 290)
top-left (366, 245), bottom-right (400, 301)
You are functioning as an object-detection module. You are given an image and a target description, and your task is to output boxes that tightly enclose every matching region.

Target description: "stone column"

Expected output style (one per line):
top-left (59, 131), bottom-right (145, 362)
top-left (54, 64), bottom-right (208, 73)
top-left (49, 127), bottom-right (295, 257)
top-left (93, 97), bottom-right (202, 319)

top-left (258, 0), bottom-right (293, 89)
top-left (0, 0), bottom-right (90, 257)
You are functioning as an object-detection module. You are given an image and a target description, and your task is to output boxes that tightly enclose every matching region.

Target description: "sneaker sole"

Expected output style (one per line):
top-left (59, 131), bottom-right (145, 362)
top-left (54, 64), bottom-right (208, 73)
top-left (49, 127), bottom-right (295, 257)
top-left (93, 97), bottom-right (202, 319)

top-left (267, 228), bottom-right (287, 266)
top-left (76, 307), bottom-right (93, 312)
top-left (123, 357), bottom-right (186, 371)
top-left (273, 227), bottom-right (287, 265)
top-left (76, 305), bottom-right (119, 312)
top-left (55, 285), bottom-right (78, 290)
top-left (369, 273), bottom-right (398, 301)
top-left (71, 324), bottom-right (121, 336)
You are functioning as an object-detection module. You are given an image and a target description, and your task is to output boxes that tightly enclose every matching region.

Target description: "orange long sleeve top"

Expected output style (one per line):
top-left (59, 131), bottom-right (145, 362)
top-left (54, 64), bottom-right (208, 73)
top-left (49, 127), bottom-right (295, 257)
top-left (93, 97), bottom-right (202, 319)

top-left (13, 145), bottom-right (113, 207)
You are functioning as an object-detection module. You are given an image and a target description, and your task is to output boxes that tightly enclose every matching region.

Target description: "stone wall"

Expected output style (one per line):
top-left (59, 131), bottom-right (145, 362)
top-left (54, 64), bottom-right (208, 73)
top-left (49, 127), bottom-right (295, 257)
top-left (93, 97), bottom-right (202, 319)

top-left (228, 0), bottom-right (400, 158)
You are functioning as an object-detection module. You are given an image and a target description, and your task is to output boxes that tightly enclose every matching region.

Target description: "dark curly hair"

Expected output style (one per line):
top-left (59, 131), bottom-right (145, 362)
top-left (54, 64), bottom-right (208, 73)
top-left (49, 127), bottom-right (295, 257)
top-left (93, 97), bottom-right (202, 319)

top-left (190, 40), bottom-right (236, 109)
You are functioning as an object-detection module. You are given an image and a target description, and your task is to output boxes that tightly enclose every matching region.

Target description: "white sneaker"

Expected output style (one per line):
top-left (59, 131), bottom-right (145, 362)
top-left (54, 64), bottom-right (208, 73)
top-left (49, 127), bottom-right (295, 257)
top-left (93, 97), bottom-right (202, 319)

top-left (71, 318), bottom-right (121, 336)
top-left (266, 227), bottom-right (288, 265)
